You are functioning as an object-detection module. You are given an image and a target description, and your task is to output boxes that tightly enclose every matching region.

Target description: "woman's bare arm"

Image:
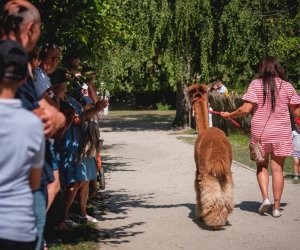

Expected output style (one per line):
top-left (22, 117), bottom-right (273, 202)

top-left (290, 104), bottom-right (300, 117)
top-left (221, 102), bottom-right (253, 120)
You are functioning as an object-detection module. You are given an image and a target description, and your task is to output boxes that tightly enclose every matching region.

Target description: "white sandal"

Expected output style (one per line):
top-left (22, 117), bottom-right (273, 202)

top-left (259, 199), bottom-right (270, 214)
top-left (272, 209), bottom-right (281, 218)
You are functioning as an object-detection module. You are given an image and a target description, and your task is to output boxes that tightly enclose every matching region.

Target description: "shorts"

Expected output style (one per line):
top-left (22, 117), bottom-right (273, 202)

top-left (259, 142), bottom-right (293, 157)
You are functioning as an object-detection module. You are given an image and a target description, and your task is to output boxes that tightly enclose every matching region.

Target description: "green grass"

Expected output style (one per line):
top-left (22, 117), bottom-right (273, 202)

top-left (107, 110), bottom-right (175, 117)
top-left (176, 132), bottom-right (295, 175)
top-left (228, 133), bottom-right (257, 169)
top-left (48, 223), bottom-right (99, 250)
top-left (228, 133), bottom-right (294, 174)
top-left (47, 197), bottom-right (106, 249)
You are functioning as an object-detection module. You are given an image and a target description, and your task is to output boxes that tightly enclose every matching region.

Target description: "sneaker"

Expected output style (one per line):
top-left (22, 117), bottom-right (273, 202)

top-left (272, 209), bottom-right (281, 218)
top-left (293, 175), bottom-right (299, 180)
top-left (259, 198), bottom-right (271, 214)
top-left (85, 215), bottom-right (98, 223)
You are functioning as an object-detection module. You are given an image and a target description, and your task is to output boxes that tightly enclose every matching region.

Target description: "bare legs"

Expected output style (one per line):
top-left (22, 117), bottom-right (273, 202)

top-left (79, 181), bottom-right (89, 217)
top-left (46, 170), bottom-right (61, 211)
top-left (293, 157), bottom-right (299, 177)
top-left (256, 153), bottom-right (285, 211)
top-left (256, 154), bottom-right (270, 201)
top-left (63, 181), bottom-right (91, 220)
top-left (270, 155), bottom-right (285, 210)
top-left (64, 181), bottom-right (83, 220)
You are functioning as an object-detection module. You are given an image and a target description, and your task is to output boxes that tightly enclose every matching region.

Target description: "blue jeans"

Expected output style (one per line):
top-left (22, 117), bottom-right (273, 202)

top-left (0, 238), bottom-right (36, 250)
top-left (33, 190), bottom-right (46, 250)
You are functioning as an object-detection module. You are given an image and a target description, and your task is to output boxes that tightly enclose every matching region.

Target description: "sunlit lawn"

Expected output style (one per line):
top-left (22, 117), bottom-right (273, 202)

top-left (177, 131), bottom-right (295, 176)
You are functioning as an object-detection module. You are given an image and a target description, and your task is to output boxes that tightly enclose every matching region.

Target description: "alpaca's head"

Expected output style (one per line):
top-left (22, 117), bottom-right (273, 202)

top-left (187, 84), bottom-right (208, 103)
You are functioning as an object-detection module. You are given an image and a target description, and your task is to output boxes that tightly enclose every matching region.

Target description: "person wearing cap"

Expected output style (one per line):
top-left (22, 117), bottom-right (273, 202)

top-left (291, 118), bottom-right (300, 180)
top-left (0, 40), bottom-right (44, 249)
top-left (1, 2), bottom-right (65, 249)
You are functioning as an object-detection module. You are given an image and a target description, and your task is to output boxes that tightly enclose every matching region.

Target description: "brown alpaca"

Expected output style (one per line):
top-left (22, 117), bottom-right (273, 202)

top-left (188, 84), bottom-right (234, 229)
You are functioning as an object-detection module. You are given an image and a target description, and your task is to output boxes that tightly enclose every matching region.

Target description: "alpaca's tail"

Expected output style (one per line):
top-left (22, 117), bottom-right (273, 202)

top-left (208, 150), bottom-right (231, 182)
top-left (199, 174), bottom-right (234, 228)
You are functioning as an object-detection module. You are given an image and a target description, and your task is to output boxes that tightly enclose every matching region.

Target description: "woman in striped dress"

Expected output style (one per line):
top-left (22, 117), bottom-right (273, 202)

top-left (221, 56), bottom-right (300, 217)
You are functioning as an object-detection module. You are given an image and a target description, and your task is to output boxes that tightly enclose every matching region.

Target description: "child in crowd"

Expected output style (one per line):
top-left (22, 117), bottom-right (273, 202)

top-left (291, 118), bottom-right (300, 180)
top-left (216, 80), bottom-right (229, 96)
top-left (0, 40), bottom-right (44, 249)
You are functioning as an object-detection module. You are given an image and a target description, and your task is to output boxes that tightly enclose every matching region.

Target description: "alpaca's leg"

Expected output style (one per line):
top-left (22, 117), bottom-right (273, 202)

top-left (195, 174), bottom-right (202, 218)
top-left (222, 174), bottom-right (234, 213)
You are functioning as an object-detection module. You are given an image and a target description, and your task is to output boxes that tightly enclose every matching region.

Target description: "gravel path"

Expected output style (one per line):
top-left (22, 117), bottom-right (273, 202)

top-left (97, 113), bottom-right (300, 250)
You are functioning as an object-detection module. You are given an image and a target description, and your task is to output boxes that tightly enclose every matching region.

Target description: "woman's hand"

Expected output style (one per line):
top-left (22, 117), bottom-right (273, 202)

top-left (220, 112), bottom-right (231, 120)
top-left (95, 99), bottom-right (108, 111)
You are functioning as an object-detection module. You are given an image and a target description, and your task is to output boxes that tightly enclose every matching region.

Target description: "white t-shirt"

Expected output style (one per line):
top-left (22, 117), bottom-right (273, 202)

top-left (292, 129), bottom-right (300, 151)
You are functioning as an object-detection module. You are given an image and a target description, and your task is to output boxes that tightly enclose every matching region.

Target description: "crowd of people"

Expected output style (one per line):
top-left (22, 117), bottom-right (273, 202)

top-left (0, 1), bottom-right (108, 249)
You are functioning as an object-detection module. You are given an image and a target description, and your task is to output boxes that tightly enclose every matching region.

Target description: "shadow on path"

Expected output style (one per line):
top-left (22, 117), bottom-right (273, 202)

top-left (99, 188), bottom-right (200, 244)
top-left (235, 201), bottom-right (287, 216)
top-left (99, 188), bottom-right (234, 245)
top-left (101, 113), bottom-right (175, 132)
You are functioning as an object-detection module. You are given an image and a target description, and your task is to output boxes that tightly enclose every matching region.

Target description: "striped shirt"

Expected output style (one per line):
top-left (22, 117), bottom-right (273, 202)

top-left (243, 78), bottom-right (300, 156)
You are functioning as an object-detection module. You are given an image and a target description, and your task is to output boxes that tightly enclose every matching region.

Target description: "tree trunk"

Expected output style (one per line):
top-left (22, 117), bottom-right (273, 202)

top-left (173, 82), bottom-right (191, 128)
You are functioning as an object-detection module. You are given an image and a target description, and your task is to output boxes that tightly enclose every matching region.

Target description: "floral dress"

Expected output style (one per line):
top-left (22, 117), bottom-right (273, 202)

top-left (55, 95), bottom-right (96, 185)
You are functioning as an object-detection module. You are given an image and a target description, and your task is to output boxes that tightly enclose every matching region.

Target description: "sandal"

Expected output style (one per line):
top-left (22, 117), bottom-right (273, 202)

top-left (90, 193), bottom-right (109, 200)
top-left (259, 199), bottom-right (270, 214)
top-left (55, 222), bottom-right (71, 231)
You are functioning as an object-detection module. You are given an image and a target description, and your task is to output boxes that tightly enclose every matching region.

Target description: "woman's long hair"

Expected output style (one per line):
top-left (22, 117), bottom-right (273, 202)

top-left (258, 56), bottom-right (287, 111)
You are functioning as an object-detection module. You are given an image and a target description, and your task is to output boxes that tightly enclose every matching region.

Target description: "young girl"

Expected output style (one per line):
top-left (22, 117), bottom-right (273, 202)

top-left (291, 118), bottom-right (300, 179)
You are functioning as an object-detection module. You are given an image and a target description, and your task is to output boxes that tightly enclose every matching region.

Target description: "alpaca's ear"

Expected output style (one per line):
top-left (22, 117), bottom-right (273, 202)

top-left (198, 84), bottom-right (208, 94)
top-left (188, 84), bottom-right (198, 99)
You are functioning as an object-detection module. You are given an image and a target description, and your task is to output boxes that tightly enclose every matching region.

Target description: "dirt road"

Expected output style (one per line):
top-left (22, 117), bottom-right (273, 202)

top-left (97, 112), bottom-right (300, 250)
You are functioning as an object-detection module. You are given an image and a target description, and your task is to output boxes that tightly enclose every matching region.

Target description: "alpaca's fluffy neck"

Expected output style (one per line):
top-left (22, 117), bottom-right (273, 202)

top-left (193, 99), bottom-right (209, 135)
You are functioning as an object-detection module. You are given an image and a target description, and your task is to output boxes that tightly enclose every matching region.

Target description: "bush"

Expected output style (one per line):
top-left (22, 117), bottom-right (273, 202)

top-left (156, 102), bottom-right (171, 110)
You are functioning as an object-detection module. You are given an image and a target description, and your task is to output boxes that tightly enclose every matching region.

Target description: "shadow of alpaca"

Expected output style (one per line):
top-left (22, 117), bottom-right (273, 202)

top-left (186, 203), bottom-right (231, 231)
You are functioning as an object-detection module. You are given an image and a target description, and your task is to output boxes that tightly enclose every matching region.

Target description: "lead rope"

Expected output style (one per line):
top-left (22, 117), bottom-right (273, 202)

top-left (208, 110), bottom-right (241, 127)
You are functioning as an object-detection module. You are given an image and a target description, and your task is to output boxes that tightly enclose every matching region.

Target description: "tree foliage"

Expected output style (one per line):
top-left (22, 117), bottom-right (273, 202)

top-left (32, 0), bottom-right (300, 126)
